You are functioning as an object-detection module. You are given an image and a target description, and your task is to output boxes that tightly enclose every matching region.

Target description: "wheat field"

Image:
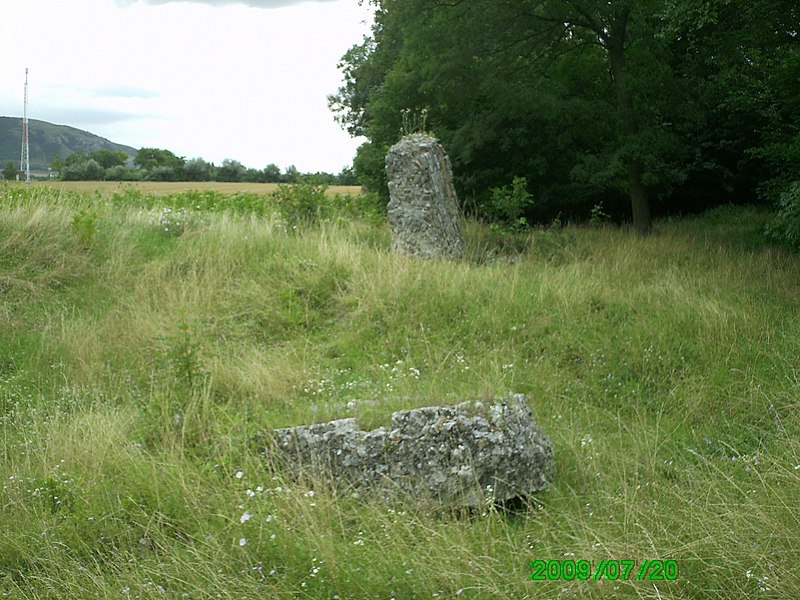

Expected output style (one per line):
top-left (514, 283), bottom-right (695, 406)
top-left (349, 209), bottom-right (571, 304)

top-left (29, 180), bottom-right (362, 197)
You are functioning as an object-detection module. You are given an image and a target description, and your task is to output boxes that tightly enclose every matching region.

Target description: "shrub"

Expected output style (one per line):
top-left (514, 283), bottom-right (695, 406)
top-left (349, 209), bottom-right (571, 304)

top-left (353, 141), bottom-right (390, 201)
top-left (71, 209), bottom-right (99, 248)
top-left (2, 160), bottom-right (17, 180)
top-left (486, 176), bottom-right (534, 232)
top-left (148, 166), bottom-right (177, 182)
top-left (159, 319), bottom-right (207, 392)
top-left (589, 202), bottom-right (611, 227)
top-left (765, 181), bottom-right (800, 249)
top-left (272, 182), bottom-right (329, 229)
top-left (104, 165), bottom-right (141, 181)
top-left (330, 190), bottom-right (385, 224)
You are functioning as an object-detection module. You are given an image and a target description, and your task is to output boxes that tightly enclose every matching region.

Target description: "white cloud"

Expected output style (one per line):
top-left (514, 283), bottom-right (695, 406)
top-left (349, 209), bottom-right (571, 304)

top-left (39, 108), bottom-right (145, 126)
top-left (90, 86), bottom-right (161, 100)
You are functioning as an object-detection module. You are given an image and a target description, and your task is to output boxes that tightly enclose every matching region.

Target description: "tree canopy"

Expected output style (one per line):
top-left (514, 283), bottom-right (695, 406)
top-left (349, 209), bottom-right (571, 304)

top-left (51, 148), bottom-right (354, 186)
top-left (330, 0), bottom-right (800, 232)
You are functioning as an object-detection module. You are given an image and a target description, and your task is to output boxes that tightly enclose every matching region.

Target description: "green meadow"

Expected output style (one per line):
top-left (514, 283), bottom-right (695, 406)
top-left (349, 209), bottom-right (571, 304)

top-left (1, 183), bottom-right (799, 598)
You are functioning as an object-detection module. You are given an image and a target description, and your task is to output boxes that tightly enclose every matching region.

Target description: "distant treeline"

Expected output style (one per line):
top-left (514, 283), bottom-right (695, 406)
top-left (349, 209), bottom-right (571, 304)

top-left (44, 148), bottom-right (358, 185)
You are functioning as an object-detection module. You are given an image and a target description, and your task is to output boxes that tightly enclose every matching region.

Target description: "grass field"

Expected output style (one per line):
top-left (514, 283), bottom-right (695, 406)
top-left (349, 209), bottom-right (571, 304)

top-left (30, 180), bottom-right (363, 197)
top-left (1, 183), bottom-right (799, 598)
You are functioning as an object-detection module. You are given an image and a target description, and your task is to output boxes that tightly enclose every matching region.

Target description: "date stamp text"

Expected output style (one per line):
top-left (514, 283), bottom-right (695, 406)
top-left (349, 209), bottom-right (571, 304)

top-left (529, 559), bottom-right (678, 581)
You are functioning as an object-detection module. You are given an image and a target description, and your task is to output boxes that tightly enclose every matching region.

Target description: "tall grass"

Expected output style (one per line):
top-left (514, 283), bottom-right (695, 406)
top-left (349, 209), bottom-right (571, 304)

top-left (1, 186), bottom-right (798, 598)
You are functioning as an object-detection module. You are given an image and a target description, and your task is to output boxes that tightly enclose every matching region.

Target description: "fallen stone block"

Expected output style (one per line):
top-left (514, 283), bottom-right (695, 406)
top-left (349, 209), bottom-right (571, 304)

top-left (259, 393), bottom-right (554, 507)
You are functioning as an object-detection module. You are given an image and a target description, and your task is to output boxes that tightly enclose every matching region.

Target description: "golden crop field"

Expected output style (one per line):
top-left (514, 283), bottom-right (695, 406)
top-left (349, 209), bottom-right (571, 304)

top-left (29, 179), bottom-right (363, 197)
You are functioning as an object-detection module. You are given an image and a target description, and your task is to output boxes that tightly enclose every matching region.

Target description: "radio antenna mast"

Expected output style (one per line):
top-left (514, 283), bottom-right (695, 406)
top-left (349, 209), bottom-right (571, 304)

top-left (20, 68), bottom-right (30, 183)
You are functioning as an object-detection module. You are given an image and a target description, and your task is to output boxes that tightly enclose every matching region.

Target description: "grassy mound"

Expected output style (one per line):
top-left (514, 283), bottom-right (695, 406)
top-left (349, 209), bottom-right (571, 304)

top-left (1, 185), bottom-right (798, 598)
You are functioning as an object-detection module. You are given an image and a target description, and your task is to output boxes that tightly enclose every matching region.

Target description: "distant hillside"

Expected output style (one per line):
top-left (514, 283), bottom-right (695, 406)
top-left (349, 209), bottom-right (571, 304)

top-left (0, 116), bottom-right (138, 174)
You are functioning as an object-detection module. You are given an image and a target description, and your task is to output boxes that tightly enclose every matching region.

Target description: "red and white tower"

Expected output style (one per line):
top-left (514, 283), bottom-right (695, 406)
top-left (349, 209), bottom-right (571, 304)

top-left (20, 68), bottom-right (30, 182)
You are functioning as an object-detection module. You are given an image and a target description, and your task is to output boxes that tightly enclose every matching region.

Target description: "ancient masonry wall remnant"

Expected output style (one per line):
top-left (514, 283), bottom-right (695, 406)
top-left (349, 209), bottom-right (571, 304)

top-left (261, 394), bottom-right (554, 507)
top-left (385, 133), bottom-right (465, 259)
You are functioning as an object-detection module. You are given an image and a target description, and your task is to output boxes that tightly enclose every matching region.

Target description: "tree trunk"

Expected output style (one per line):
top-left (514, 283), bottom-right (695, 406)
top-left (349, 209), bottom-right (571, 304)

top-left (626, 158), bottom-right (651, 236)
top-left (607, 9), bottom-right (652, 235)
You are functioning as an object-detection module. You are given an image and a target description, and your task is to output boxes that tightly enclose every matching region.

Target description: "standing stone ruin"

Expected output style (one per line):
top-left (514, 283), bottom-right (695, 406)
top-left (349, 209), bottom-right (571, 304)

top-left (260, 394), bottom-right (554, 507)
top-left (385, 133), bottom-right (465, 260)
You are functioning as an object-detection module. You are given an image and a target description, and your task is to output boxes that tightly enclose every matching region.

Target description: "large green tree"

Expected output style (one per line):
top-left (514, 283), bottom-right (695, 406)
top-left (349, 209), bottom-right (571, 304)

top-left (659, 0), bottom-right (800, 203)
top-left (331, 0), bottom-right (798, 233)
top-left (184, 157), bottom-right (216, 182)
top-left (217, 159), bottom-right (246, 183)
top-left (135, 148), bottom-right (185, 181)
top-left (89, 149), bottom-right (129, 170)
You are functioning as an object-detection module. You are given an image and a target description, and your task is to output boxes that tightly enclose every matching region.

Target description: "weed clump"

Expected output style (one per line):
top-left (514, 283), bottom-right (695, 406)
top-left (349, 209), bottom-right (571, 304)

top-left (70, 208), bottom-right (99, 248)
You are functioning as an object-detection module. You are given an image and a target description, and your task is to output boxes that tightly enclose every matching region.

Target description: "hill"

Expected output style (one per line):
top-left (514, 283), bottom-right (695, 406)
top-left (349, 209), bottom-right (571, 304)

top-left (0, 116), bottom-right (137, 174)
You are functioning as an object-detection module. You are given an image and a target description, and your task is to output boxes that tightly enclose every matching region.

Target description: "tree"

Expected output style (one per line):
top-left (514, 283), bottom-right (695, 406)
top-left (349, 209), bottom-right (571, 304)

top-left (147, 166), bottom-right (178, 182)
top-left (2, 161), bottom-right (17, 180)
top-left (217, 159), bottom-right (245, 182)
top-left (331, 0), bottom-right (654, 226)
top-left (281, 165), bottom-right (300, 183)
top-left (331, 0), bottom-right (794, 231)
top-left (135, 148), bottom-right (185, 180)
top-left (184, 157), bottom-right (215, 181)
top-left (105, 165), bottom-right (139, 181)
top-left (62, 151), bottom-right (129, 180)
top-left (262, 163), bottom-right (282, 183)
top-left (50, 153), bottom-right (64, 178)
top-left (337, 165), bottom-right (360, 186)
top-left (352, 141), bottom-right (390, 199)
top-left (242, 168), bottom-right (265, 183)
top-left (673, 0), bottom-right (800, 246)
top-left (62, 158), bottom-right (105, 181)
top-left (333, 0), bottom-right (675, 233)
top-left (64, 151), bottom-right (88, 167)
top-left (89, 149), bottom-right (128, 170)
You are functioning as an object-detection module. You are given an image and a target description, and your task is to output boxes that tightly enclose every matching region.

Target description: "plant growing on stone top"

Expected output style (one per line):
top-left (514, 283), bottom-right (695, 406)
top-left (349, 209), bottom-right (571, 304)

top-left (400, 107), bottom-right (429, 137)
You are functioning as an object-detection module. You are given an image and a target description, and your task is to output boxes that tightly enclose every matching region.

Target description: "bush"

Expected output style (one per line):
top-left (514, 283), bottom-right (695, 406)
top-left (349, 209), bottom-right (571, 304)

top-left (62, 159), bottom-right (105, 181)
top-left (105, 165), bottom-right (141, 181)
top-left (589, 202), bottom-right (611, 227)
top-left (353, 141), bottom-right (390, 202)
top-left (330, 190), bottom-right (385, 224)
top-left (272, 182), bottom-right (329, 229)
top-left (765, 181), bottom-right (800, 249)
top-left (2, 160), bottom-right (17, 180)
top-left (71, 209), bottom-right (99, 248)
top-left (148, 166), bottom-right (177, 182)
top-left (486, 176), bottom-right (534, 232)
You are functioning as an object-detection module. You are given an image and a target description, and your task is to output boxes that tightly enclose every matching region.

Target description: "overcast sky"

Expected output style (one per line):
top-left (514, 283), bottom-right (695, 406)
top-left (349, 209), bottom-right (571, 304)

top-left (0, 0), bottom-right (373, 173)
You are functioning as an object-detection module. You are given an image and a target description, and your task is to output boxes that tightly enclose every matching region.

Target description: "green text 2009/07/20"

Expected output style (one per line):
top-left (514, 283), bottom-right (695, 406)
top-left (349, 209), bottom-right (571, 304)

top-left (529, 559), bottom-right (678, 581)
